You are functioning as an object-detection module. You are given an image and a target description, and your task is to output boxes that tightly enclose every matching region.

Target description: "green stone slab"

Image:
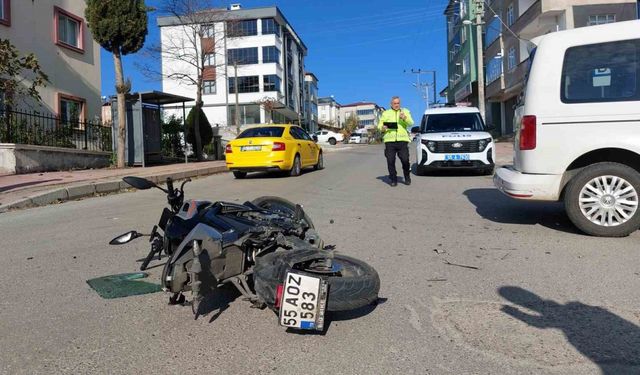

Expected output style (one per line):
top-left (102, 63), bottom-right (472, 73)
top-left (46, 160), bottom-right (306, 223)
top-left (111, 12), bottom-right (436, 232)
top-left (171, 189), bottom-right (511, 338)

top-left (86, 272), bottom-right (162, 299)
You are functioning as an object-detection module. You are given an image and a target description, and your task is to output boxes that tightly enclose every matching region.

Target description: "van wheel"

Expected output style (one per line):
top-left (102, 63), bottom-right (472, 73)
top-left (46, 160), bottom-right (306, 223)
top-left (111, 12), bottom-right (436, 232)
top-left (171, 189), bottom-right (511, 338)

top-left (233, 171), bottom-right (247, 179)
top-left (564, 162), bottom-right (640, 237)
top-left (328, 138), bottom-right (336, 145)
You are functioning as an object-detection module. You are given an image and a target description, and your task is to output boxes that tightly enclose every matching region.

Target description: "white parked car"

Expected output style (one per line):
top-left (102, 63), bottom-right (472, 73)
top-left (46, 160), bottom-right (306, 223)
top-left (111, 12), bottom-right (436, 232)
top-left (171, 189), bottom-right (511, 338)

top-left (412, 106), bottom-right (495, 175)
top-left (494, 20), bottom-right (640, 237)
top-left (313, 130), bottom-right (344, 145)
top-left (349, 132), bottom-right (369, 144)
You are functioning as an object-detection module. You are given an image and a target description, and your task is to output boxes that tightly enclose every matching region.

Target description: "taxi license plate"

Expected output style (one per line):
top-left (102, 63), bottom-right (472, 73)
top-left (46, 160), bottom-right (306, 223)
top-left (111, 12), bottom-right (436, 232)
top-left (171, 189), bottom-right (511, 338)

top-left (445, 154), bottom-right (470, 161)
top-left (279, 272), bottom-right (328, 331)
top-left (241, 145), bottom-right (262, 151)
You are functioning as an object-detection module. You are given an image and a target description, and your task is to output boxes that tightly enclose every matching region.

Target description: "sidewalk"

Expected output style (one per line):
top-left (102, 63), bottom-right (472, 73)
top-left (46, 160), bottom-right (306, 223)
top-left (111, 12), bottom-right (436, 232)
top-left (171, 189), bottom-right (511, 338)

top-left (0, 160), bottom-right (228, 213)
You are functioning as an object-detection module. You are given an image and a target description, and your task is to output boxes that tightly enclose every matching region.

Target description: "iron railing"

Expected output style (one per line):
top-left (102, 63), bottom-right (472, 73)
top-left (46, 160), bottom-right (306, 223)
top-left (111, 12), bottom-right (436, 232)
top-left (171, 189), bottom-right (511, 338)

top-left (0, 108), bottom-right (112, 152)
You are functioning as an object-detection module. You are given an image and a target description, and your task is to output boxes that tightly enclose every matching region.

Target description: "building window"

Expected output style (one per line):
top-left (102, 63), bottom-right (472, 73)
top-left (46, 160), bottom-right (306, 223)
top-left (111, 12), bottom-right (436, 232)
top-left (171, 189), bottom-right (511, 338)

top-left (508, 47), bottom-right (517, 71)
top-left (262, 46), bottom-right (280, 64)
top-left (227, 19), bottom-right (257, 37)
top-left (228, 104), bottom-right (261, 125)
top-left (203, 80), bottom-right (216, 95)
top-left (507, 4), bottom-right (515, 26)
top-left (356, 109), bottom-right (374, 116)
top-left (359, 119), bottom-right (374, 126)
top-left (463, 54), bottom-right (471, 75)
top-left (228, 76), bottom-right (260, 94)
top-left (227, 47), bottom-right (258, 65)
top-left (485, 17), bottom-right (501, 47)
top-left (59, 95), bottom-right (85, 128)
top-left (262, 18), bottom-right (280, 36)
top-left (55, 7), bottom-right (83, 52)
top-left (0, 0), bottom-right (10, 26)
top-left (202, 24), bottom-right (215, 38)
top-left (204, 53), bottom-right (215, 66)
top-left (263, 75), bottom-right (281, 92)
top-left (588, 14), bottom-right (616, 26)
top-left (461, 27), bottom-right (467, 44)
top-left (486, 56), bottom-right (503, 84)
top-left (460, 0), bottom-right (467, 18)
top-left (561, 39), bottom-right (639, 103)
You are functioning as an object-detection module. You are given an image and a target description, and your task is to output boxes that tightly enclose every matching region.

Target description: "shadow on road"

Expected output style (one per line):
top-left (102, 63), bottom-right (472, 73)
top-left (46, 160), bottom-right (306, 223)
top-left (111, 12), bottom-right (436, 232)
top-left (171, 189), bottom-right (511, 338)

top-left (464, 188), bottom-right (580, 234)
top-left (0, 179), bottom-right (63, 193)
top-left (376, 176), bottom-right (410, 186)
top-left (498, 286), bottom-right (640, 374)
top-left (410, 163), bottom-right (486, 177)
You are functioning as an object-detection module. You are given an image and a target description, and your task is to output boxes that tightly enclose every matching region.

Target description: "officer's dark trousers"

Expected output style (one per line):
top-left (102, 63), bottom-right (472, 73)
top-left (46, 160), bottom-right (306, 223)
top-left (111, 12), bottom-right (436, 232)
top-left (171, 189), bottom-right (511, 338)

top-left (384, 141), bottom-right (410, 180)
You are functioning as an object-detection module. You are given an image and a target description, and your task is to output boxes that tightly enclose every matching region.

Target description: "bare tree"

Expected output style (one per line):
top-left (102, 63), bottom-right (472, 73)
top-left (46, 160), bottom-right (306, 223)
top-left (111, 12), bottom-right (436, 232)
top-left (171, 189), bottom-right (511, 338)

top-left (255, 96), bottom-right (280, 124)
top-left (139, 0), bottom-right (231, 161)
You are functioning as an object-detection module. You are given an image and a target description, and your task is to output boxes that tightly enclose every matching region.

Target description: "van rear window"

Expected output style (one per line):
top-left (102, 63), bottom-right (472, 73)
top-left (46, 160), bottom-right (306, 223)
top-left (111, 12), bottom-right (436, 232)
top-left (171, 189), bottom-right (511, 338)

top-left (561, 39), bottom-right (640, 103)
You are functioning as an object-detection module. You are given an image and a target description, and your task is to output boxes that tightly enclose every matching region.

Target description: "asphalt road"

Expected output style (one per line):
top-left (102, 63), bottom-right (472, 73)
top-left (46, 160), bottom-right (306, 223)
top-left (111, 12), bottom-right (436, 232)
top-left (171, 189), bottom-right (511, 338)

top-left (1, 145), bottom-right (639, 375)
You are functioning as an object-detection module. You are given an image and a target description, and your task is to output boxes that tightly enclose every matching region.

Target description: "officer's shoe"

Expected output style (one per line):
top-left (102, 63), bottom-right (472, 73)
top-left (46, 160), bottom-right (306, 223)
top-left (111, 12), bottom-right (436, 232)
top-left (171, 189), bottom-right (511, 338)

top-left (404, 175), bottom-right (412, 185)
top-left (390, 177), bottom-right (398, 187)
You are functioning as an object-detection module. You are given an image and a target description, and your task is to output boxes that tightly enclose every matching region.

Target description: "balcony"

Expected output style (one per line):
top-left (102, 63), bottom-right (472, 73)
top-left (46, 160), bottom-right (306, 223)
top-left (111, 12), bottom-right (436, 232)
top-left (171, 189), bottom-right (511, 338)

top-left (511, 0), bottom-right (566, 41)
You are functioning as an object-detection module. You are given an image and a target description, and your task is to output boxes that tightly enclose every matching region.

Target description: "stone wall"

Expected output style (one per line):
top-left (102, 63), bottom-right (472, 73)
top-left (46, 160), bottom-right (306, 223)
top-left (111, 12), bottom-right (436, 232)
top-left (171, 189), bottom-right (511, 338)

top-left (0, 144), bottom-right (111, 174)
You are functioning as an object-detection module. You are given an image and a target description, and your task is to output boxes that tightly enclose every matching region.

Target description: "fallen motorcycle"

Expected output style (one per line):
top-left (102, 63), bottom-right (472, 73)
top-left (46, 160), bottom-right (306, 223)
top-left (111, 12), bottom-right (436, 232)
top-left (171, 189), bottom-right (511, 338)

top-left (109, 176), bottom-right (380, 331)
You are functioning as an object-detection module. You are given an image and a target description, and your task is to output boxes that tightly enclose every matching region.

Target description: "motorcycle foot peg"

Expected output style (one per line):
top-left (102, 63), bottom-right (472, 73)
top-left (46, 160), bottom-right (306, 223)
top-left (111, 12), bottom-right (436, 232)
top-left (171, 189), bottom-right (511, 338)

top-left (168, 293), bottom-right (186, 305)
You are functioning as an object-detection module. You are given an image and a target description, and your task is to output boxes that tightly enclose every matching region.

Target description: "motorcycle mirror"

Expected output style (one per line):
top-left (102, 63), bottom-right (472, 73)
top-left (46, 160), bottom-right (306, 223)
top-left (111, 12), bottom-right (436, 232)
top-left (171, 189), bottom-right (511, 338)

top-left (109, 231), bottom-right (143, 245)
top-left (123, 176), bottom-right (157, 190)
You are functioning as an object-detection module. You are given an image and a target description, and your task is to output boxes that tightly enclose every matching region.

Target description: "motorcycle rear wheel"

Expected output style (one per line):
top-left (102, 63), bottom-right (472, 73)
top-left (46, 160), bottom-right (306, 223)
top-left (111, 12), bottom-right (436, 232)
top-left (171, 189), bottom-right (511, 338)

top-left (253, 251), bottom-right (380, 312)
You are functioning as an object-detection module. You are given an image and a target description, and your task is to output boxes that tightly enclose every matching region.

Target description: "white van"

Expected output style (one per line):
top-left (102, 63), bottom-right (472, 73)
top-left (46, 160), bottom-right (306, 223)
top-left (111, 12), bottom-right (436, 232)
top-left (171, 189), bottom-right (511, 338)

top-left (412, 106), bottom-right (495, 175)
top-left (494, 20), bottom-right (640, 237)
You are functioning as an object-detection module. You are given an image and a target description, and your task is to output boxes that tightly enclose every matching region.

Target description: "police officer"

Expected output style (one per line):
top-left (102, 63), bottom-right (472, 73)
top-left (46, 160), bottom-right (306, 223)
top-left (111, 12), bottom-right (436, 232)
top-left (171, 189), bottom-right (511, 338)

top-left (377, 96), bottom-right (414, 186)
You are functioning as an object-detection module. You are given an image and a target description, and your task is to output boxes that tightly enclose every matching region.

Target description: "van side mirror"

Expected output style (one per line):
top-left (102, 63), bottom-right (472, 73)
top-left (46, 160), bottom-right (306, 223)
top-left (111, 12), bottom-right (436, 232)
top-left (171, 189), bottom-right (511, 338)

top-left (411, 126), bottom-right (420, 133)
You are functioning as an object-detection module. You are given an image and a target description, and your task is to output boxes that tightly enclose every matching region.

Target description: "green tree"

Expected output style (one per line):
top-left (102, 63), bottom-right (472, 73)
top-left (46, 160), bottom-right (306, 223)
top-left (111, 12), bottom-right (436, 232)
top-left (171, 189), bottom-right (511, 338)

top-left (342, 113), bottom-right (359, 138)
top-left (85, 0), bottom-right (148, 168)
top-left (185, 107), bottom-right (213, 152)
top-left (161, 115), bottom-right (184, 157)
top-left (0, 39), bottom-right (49, 108)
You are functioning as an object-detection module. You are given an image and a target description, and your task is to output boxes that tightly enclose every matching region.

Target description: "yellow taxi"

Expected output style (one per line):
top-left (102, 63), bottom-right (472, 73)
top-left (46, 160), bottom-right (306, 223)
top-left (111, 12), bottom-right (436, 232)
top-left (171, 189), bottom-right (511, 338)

top-left (225, 124), bottom-right (324, 178)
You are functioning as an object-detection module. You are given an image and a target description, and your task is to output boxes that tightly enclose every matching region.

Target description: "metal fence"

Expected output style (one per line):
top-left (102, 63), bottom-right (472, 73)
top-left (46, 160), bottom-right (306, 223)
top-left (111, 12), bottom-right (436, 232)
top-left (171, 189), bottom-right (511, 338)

top-left (0, 108), bottom-right (113, 152)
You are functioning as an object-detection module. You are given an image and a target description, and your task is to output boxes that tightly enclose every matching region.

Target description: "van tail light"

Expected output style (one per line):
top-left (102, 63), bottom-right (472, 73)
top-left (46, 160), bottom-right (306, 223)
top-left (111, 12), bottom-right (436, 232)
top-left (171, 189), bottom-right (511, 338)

top-left (520, 115), bottom-right (537, 150)
top-left (225, 144), bottom-right (233, 153)
top-left (272, 142), bottom-right (286, 151)
top-left (275, 284), bottom-right (284, 309)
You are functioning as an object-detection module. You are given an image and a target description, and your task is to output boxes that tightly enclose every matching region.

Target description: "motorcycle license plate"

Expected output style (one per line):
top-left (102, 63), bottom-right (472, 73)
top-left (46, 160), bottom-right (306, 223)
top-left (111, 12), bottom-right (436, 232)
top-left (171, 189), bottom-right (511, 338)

top-left (279, 272), bottom-right (328, 331)
top-left (444, 154), bottom-right (470, 161)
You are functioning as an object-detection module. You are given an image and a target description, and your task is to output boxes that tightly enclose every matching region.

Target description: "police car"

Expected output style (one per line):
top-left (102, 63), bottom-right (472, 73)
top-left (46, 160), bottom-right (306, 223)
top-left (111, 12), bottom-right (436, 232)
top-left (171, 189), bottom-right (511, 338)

top-left (412, 106), bottom-right (495, 175)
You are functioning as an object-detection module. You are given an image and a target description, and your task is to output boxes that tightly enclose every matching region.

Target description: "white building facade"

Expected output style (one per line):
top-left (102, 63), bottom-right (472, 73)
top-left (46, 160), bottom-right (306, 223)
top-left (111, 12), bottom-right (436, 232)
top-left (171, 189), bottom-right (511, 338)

top-left (317, 96), bottom-right (341, 129)
top-left (158, 5), bottom-right (308, 134)
top-left (0, 0), bottom-right (102, 119)
top-left (339, 102), bottom-right (384, 131)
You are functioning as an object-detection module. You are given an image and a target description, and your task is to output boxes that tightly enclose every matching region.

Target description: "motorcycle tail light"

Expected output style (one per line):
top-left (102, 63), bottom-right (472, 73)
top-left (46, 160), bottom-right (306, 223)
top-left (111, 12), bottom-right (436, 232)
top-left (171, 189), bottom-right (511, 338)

top-left (275, 284), bottom-right (284, 308)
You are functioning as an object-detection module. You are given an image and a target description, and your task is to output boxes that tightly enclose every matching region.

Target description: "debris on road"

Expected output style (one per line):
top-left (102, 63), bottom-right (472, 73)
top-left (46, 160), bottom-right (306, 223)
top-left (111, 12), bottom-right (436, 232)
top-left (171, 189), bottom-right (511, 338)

top-left (443, 259), bottom-right (480, 270)
top-left (426, 278), bottom-right (447, 282)
top-left (500, 253), bottom-right (511, 260)
top-left (433, 248), bottom-right (446, 255)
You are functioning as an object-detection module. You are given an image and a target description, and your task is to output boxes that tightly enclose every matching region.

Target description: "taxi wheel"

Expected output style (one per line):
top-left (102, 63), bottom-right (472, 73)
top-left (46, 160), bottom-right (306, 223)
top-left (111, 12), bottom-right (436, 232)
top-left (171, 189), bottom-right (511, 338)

top-left (233, 171), bottom-right (247, 179)
top-left (314, 152), bottom-right (324, 170)
top-left (289, 154), bottom-right (301, 177)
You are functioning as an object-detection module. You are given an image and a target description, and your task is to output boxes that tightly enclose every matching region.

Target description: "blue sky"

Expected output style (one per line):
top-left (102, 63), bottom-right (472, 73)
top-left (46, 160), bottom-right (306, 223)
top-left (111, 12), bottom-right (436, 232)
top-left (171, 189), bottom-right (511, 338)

top-left (100, 0), bottom-right (450, 118)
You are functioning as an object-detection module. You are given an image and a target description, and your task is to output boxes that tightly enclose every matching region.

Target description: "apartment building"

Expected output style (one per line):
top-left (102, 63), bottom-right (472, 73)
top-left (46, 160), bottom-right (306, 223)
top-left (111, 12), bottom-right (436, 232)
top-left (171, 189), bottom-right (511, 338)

top-left (318, 96), bottom-right (342, 129)
top-left (302, 72), bottom-right (319, 132)
top-left (444, 0), bottom-right (480, 105)
top-left (340, 102), bottom-right (384, 131)
top-left (483, 0), bottom-right (638, 134)
top-left (158, 5), bottom-right (308, 131)
top-left (0, 0), bottom-right (102, 119)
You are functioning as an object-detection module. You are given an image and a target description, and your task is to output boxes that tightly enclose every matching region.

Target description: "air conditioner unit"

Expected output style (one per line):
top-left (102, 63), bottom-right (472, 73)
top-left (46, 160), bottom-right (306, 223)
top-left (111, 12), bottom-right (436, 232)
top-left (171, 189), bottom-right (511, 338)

top-left (229, 3), bottom-right (242, 10)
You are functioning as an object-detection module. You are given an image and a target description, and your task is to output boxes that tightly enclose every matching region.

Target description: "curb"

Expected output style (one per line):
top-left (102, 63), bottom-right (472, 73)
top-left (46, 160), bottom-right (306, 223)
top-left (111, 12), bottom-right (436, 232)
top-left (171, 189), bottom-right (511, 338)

top-left (0, 166), bottom-right (229, 213)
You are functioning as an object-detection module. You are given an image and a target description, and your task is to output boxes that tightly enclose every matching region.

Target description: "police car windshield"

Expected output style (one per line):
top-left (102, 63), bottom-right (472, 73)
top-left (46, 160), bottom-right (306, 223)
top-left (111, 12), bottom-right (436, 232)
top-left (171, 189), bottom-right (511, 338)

top-left (421, 113), bottom-right (485, 133)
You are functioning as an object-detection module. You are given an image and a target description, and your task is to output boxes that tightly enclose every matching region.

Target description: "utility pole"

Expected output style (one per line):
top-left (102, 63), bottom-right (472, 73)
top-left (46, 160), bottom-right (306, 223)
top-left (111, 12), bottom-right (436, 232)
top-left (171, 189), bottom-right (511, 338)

top-left (474, 0), bottom-right (486, 121)
top-left (405, 69), bottom-right (437, 108)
